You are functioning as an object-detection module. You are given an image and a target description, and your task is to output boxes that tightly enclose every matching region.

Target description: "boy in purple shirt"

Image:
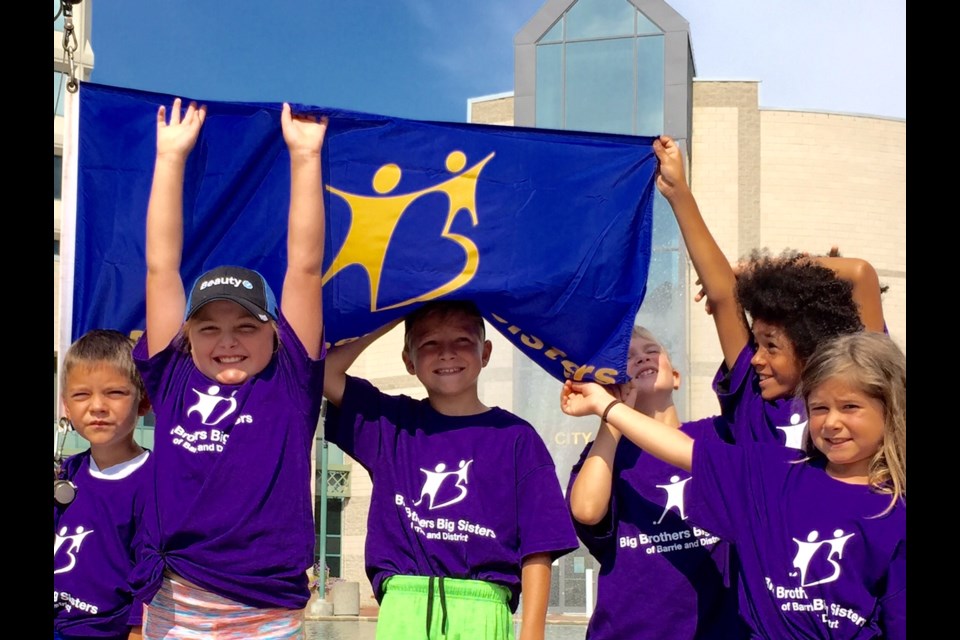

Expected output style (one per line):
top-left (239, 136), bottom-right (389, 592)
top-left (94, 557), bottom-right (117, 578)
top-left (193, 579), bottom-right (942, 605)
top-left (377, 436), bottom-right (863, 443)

top-left (55, 329), bottom-right (153, 640)
top-left (560, 331), bottom-right (906, 638)
top-left (131, 98), bottom-right (328, 638)
top-left (567, 326), bottom-right (744, 639)
top-left (323, 301), bottom-right (579, 640)
top-left (653, 135), bottom-right (886, 447)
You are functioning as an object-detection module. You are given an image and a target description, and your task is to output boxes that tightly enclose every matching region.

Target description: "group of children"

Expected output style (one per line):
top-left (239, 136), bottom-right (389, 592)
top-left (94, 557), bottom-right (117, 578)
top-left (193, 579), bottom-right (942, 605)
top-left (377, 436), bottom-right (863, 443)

top-left (54, 99), bottom-right (905, 640)
top-left (563, 135), bottom-right (903, 639)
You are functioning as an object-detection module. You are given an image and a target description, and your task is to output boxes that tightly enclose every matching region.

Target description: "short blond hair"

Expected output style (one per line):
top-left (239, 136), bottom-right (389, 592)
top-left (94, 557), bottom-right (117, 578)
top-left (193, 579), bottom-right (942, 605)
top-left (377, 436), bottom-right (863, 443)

top-left (631, 325), bottom-right (669, 358)
top-left (60, 329), bottom-right (146, 403)
top-left (403, 300), bottom-right (485, 352)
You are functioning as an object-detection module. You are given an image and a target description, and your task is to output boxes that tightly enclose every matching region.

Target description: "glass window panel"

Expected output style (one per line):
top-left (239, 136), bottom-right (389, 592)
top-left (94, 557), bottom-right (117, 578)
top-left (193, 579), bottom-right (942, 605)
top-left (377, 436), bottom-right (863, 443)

top-left (540, 18), bottom-right (563, 44)
top-left (650, 187), bottom-right (679, 251)
top-left (326, 500), bottom-right (342, 530)
top-left (636, 11), bottom-right (662, 35)
top-left (54, 72), bottom-right (65, 117)
top-left (566, 0), bottom-right (636, 40)
top-left (54, 154), bottom-right (62, 200)
top-left (535, 44), bottom-right (563, 129)
top-left (325, 439), bottom-right (345, 464)
top-left (325, 537), bottom-right (341, 555)
top-left (135, 425), bottom-right (155, 450)
top-left (511, 350), bottom-right (594, 492)
top-left (327, 555), bottom-right (341, 577)
top-left (565, 39), bottom-right (634, 134)
top-left (636, 35), bottom-right (665, 136)
top-left (315, 498), bottom-right (343, 575)
top-left (54, 0), bottom-right (65, 32)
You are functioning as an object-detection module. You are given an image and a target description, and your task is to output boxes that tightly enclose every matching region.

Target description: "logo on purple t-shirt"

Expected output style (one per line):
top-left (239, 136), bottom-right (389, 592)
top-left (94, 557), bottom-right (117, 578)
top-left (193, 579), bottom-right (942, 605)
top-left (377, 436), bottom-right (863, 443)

top-left (764, 528), bottom-right (867, 630)
top-left (654, 474), bottom-right (691, 524)
top-left (413, 459), bottom-right (474, 510)
top-left (775, 412), bottom-right (808, 450)
top-left (790, 529), bottom-right (855, 588)
top-left (54, 525), bottom-right (95, 575)
top-left (187, 385), bottom-right (239, 425)
top-left (395, 457), bottom-right (498, 543)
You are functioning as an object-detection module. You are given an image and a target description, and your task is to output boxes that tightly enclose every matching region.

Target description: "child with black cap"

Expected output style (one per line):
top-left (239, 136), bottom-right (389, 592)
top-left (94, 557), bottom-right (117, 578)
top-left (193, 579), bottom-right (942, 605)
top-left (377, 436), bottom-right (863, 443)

top-left (130, 97), bottom-right (329, 639)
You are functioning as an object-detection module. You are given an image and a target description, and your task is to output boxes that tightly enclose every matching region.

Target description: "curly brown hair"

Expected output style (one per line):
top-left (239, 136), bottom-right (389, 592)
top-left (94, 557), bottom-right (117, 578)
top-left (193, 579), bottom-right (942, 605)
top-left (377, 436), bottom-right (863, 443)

top-left (736, 251), bottom-right (863, 365)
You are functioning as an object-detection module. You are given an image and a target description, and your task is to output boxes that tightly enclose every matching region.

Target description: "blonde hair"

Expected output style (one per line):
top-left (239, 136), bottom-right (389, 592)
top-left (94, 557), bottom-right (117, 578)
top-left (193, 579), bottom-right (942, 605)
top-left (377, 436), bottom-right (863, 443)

top-left (403, 300), bottom-right (485, 352)
top-left (631, 325), bottom-right (670, 358)
top-left (798, 332), bottom-right (906, 516)
top-left (60, 329), bottom-right (147, 403)
top-left (631, 325), bottom-right (658, 343)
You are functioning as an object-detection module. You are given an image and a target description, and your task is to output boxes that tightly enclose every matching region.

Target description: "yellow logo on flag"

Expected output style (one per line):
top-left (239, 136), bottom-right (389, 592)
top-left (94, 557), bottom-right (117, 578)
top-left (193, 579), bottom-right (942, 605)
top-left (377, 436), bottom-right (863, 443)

top-left (323, 151), bottom-right (495, 311)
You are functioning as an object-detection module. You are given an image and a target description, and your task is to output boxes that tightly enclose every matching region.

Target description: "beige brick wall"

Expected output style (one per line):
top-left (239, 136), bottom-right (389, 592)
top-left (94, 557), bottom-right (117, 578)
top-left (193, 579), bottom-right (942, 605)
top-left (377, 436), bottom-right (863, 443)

top-left (686, 84), bottom-right (905, 420)
top-left (688, 105), bottom-right (741, 419)
top-left (468, 96), bottom-right (515, 125)
top-left (757, 109), bottom-right (906, 348)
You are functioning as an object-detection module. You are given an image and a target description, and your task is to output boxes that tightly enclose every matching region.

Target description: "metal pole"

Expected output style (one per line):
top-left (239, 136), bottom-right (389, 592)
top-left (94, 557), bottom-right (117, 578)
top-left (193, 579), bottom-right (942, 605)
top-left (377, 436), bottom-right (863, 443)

top-left (318, 399), bottom-right (329, 598)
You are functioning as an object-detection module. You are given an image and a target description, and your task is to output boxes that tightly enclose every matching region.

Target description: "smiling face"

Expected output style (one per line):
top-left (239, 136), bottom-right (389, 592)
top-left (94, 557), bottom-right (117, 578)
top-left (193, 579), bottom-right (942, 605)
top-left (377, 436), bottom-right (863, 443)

top-left (625, 334), bottom-right (679, 398)
top-left (62, 362), bottom-right (149, 453)
top-left (806, 376), bottom-right (885, 483)
top-left (186, 300), bottom-right (276, 384)
top-left (749, 319), bottom-right (803, 401)
top-left (402, 309), bottom-right (492, 404)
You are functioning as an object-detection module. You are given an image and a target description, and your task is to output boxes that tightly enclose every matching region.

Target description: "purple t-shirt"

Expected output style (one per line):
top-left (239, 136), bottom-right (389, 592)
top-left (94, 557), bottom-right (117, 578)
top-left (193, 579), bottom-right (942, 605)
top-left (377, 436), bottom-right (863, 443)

top-left (54, 450), bottom-right (152, 638)
top-left (567, 417), bottom-right (745, 640)
top-left (325, 375), bottom-right (579, 612)
top-left (690, 439), bottom-right (906, 639)
top-left (713, 343), bottom-right (808, 448)
top-left (132, 312), bottom-right (325, 609)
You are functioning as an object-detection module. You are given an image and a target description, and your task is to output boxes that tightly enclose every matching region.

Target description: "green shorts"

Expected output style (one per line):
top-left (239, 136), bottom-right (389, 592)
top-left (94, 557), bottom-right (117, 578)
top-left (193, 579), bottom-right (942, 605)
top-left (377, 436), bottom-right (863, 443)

top-left (376, 575), bottom-right (514, 640)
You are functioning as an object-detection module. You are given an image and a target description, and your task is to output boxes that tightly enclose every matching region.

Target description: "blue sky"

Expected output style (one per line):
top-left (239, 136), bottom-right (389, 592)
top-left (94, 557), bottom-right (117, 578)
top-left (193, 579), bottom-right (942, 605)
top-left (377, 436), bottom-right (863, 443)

top-left (86, 0), bottom-right (905, 123)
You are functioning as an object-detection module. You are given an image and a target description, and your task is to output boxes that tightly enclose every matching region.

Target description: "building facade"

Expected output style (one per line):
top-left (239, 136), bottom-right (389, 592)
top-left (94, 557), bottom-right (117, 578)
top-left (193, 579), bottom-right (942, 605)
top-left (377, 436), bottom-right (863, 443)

top-left (336, 0), bottom-right (906, 616)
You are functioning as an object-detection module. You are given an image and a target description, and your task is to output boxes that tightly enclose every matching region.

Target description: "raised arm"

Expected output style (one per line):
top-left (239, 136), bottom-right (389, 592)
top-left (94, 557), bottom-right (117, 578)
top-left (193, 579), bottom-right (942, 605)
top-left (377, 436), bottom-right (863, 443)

top-left (570, 422), bottom-right (621, 526)
top-left (561, 380), bottom-right (694, 472)
top-left (654, 135), bottom-right (749, 368)
top-left (323, 318), bottom-right (403, 406)
top-left (279, 103), bottom-right (329, 359)
top-left (814, 256), bottom-right (885, 333)
top-left (568, 380), bottom-right (636, 526)
top-left (568, 420), bottom-right (622, 526)
top-left (145, 98), bottom-right (206, 356)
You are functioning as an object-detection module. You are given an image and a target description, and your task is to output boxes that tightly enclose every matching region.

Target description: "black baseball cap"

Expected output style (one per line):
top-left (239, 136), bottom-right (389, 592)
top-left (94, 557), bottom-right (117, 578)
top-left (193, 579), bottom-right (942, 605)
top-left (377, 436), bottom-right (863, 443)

top-left (185, 266), bottom-right (278, 323)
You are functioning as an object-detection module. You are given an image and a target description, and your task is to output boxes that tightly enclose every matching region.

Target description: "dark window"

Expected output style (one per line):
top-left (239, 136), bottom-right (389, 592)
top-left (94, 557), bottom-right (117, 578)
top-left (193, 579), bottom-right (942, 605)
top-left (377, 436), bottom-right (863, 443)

top-left (54, 154), bottom-right (63, 200)
top-left (315, 498), bottom-right (344, 577)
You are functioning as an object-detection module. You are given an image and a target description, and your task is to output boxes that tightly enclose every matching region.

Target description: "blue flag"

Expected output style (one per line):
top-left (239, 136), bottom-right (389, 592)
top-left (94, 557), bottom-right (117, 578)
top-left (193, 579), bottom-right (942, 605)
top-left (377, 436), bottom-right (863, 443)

top-left (68, 82), bottom-right (656, 383)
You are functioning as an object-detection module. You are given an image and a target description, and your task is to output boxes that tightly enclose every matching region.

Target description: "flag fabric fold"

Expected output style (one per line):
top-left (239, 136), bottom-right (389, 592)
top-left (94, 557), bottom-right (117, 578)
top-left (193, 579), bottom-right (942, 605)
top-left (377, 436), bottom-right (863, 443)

top-left (70, 82), bottom-right (657, 383)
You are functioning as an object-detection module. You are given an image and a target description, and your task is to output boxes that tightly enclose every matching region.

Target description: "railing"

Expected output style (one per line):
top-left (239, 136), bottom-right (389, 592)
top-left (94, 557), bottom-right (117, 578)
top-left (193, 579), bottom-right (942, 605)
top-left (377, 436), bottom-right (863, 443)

top-left (324, 464), bottom-right (351, 498)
